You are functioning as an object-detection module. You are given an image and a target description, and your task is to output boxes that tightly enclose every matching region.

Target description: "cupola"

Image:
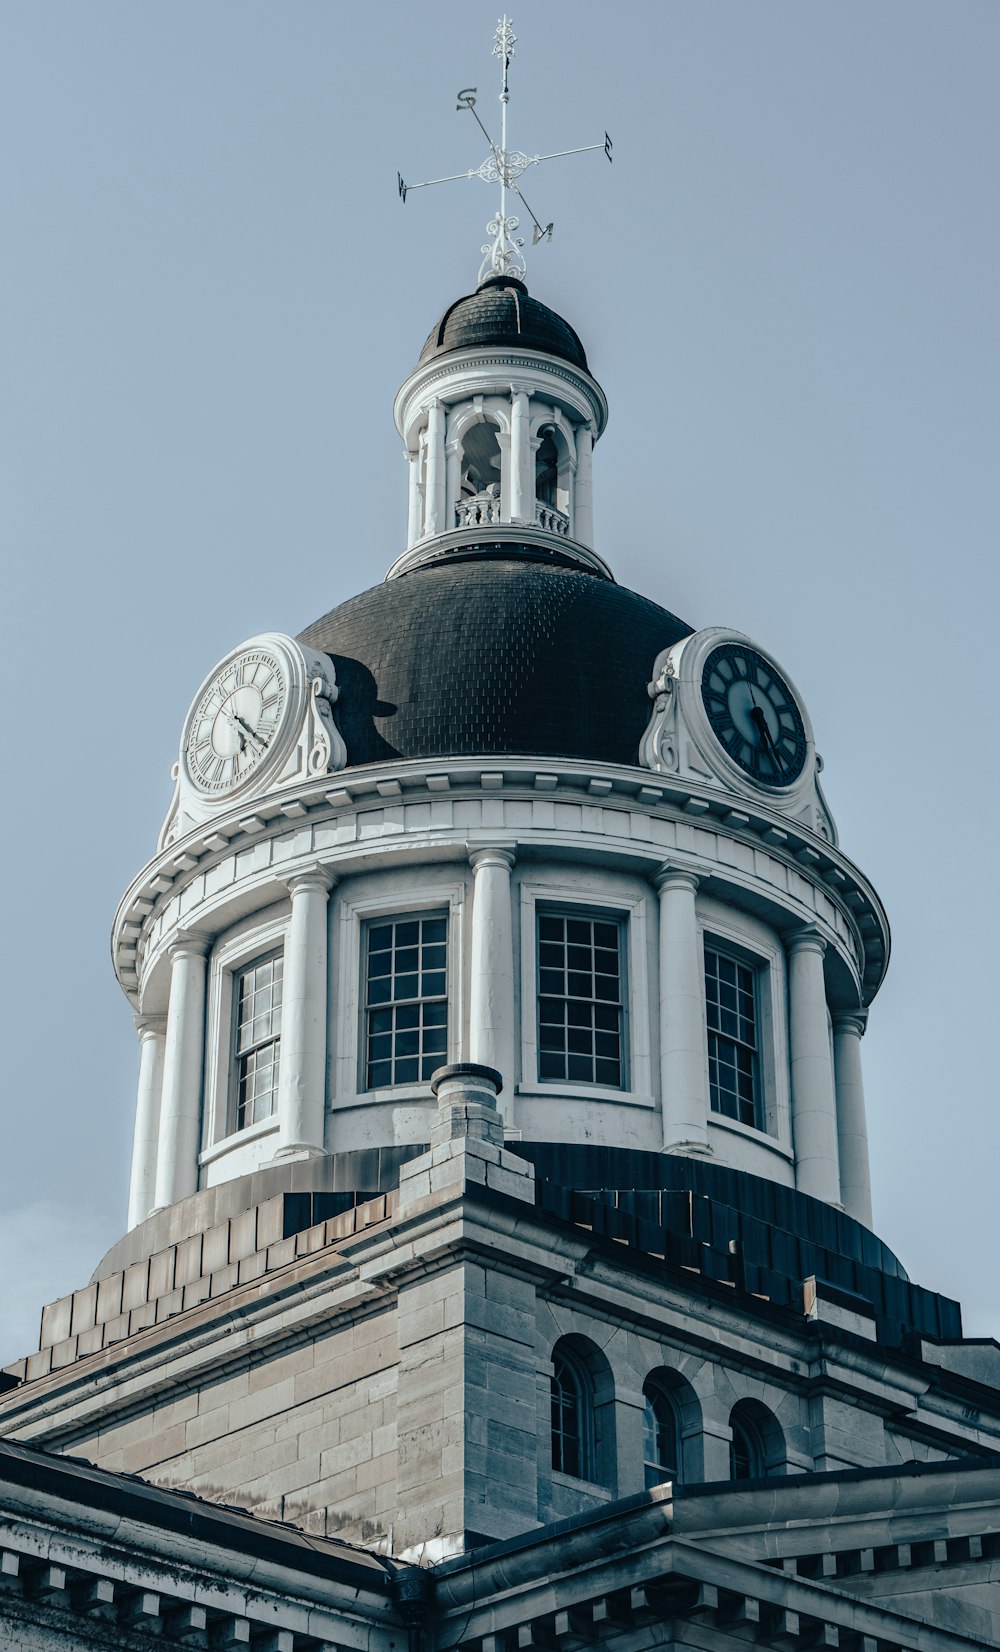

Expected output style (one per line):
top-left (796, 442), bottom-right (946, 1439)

top-left (390, 274), bottom-right (610, 580)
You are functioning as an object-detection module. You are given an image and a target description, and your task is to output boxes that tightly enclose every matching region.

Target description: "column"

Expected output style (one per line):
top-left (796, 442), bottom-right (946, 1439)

top-left (787, 929), bottom-right (841, 1205)
top-left (468, 848), bottom-right (516, 1108)
top-left (509, 385), bottom-right (531, 522)
top-left (445, 435), bottom-right (462, 532)
top-left (406, 448), bottom-right (422, 546)
top-left (127, 1014), bottom-right (166, 1229)
top-left (833, 1013), bottom-right (873, 1227)
top-left (573, 422), bottom-right (594, 546)
top-left (154, 934), bottom-right (209, 1210)
top-left (275, 867), bottom-right (335, 1160)
top-left (425, 400), bottom-right (446, 536)
top-left (655, 866), bottom-right (710, 1152)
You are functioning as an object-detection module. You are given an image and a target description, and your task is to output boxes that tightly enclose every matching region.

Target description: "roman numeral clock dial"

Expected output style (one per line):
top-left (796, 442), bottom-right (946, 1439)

top-left (184, 648), bottom-right (287, 796)
top-left (701, 643), bottom-right (807, 788)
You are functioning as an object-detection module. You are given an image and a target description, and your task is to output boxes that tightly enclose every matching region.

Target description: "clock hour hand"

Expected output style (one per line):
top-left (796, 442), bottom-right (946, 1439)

top-left (749, 703), bottom-right (785, 773)
top-left (232, 712), bottom-right (266, 754)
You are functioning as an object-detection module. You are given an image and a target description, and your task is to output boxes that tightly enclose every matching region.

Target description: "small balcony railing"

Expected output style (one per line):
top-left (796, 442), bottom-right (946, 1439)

top-left (455, 490), bottom-right (502, 528)
top-left (535, 502), bottom-right (570, 537)
top-left (453, 493), bottom-right (571, 536)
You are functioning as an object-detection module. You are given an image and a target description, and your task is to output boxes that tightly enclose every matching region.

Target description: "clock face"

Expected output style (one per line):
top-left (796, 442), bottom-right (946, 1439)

top-left (701, 643), bottom-right (808, 787)
top-left (185, 648), bottom-right (287, 794)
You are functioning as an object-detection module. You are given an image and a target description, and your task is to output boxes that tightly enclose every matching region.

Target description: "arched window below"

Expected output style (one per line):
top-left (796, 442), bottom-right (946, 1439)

top-left (642, 1381), bottom-right (681, 1488)
top-left (730, 1414), bottom-right (764, 1481)
top-left (551, 1347), bottom-right (594, 1480)
top-left (729, 1399), bottom-right (782, 1481)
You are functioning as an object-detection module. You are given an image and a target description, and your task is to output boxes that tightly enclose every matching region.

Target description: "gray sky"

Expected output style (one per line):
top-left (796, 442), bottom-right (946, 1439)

top-left (2, 0), bottom-right (998, 1365)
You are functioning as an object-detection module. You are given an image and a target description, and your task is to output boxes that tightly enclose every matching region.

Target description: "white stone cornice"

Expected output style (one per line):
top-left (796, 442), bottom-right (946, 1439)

top-left (394, 346), bottom-right (609, 443)
top-left (113, 755), bottom-right (889, 1018)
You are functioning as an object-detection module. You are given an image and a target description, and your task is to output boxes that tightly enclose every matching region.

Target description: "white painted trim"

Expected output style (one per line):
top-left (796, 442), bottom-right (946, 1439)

top-left (517, 870), bottom-right (653, 1106)
top-left (697, 893), bottom-right (792, 1155)
top-left (332, 873), bottom-right (467, 1119)
top-left (202, 909), bottom-right (289, 1161)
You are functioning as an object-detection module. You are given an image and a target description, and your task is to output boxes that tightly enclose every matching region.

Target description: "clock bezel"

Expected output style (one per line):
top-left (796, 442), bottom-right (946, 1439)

top-left (700, 640), bottom-right (809, 791)
top-left (180, 633), bottom-right (300, 802)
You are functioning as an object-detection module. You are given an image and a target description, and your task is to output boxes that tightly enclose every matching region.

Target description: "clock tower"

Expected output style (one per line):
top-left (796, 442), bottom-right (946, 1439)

top-left (1, 20), bottom-right (999, 1652)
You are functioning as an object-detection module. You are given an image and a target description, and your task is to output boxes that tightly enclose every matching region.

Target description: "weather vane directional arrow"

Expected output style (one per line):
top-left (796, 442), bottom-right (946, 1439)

top-left (398, 15), bottom-right (612, 286)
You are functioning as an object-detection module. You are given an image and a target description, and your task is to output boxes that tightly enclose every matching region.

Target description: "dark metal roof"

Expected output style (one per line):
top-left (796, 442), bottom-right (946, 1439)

top-left (298, 554), bottom-right (692, 768)
top-left (417, 276), bottom-right (589, 371)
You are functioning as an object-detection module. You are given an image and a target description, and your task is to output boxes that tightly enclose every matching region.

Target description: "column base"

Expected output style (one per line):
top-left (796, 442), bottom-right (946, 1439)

top-left (268, 1144), bottom-right (329, 1165)
top-left (661, 1138), bottom-right (714, 1157)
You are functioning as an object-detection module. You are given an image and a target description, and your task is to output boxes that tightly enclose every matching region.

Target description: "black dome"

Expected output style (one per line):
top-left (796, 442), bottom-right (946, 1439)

top-left (417, 276), bottom-right (589, 372)
top-left (298, 553), bottom-right (691, 769)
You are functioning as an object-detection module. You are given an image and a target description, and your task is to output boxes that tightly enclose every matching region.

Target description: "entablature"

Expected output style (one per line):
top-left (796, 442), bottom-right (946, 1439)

top-left (113, 756), bottom-right (889, 1014)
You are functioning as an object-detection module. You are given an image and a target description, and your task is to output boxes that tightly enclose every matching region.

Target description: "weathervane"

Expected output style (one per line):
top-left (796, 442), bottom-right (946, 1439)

top-left (398, 15), bottom-right (612, 286)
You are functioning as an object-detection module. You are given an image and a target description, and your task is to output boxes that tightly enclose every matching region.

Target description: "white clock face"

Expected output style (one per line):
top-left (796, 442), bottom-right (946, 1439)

top-left (185, 648), bottom-right (287, 794)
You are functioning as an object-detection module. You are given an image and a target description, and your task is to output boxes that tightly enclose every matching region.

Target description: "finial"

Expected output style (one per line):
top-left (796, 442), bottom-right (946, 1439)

top-left (397, 16), bottom-right (612, 287)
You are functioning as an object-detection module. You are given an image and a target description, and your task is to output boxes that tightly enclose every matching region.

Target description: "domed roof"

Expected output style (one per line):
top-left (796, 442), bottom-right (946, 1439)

top-left (417, 276), bottom-right (589, 372)
top-left (298, 552), bottom-right (691, 768)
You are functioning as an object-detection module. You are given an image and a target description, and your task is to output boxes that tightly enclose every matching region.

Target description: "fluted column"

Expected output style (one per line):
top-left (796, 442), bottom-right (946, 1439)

top-left (154, 934), bottom-right (210, 1210)
top-left (787, 929), bottom-right (841, 1205)
top-left (406, 448), bottom-right (422, 547)
top-left (275, 867), bottom-right (335, 1160)
top-left (425, 400), bottom-right (446, 536)
top-left (510, 385), bottom-right (531, 522)
top-left (128, 1013), bottom-right (166, 1229)
top-left (655, 866), bottom-right (710, 1152)
top-left (833, 1013), bottom-right (872, 1227)
top-left (468, 848), bottom-right (516, 1106)
top-left (573, 422), bottom-right (594, 546)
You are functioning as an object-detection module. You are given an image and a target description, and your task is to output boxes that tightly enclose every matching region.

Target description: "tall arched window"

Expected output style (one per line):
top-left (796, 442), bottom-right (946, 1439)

top-left (642, 1380), bottom-right (681, 1488)
top-left (729, 1400), bottom-right (782, 1481)
top-left (551, 1347), bottom-right (593, 1479)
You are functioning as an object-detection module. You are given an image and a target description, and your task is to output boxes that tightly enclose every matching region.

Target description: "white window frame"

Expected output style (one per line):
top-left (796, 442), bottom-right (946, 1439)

top-left (333, 876), bottom-right (466, 1111)
top-left (697, 896), bottom-right (791, 1154)
top-left (201, 909), bottom-right (288, 1159)
top-left (519, 875), bottom-right (653, 1108)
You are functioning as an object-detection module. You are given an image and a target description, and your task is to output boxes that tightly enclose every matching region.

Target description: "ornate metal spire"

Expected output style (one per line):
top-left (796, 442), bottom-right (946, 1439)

top-left (398, 15), bottom-right (611, 286)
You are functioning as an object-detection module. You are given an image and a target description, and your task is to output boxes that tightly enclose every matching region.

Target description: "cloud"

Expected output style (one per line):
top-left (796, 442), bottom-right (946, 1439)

top-left (0, 1202), bottom-right (121, 1368)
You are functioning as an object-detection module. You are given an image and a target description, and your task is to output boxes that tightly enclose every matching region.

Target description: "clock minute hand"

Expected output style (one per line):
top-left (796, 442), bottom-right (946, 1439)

top-left (233, 712), bottom-right (266, 754)
top-left (750, 703), bottom-right (785, 773)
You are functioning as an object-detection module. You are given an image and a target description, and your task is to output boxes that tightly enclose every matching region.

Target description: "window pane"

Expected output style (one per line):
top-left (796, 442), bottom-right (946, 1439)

top-left (234, 950), bottom-right (283, 1131)
top-left (364, 914), bottom-right (449, 1089)
top-left (537, 910), bottom-right (625, 1087)
top-left (705, 944), bottom-right (762, 1129)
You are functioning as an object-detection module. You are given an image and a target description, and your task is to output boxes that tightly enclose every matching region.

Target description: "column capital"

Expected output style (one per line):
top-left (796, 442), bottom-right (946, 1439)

top-left (469, 845), bottom-right (516, 873)
top-left (286, 864), bottom-right (336, 899)
top-left (832, 1010), bottom-right (867, 1038)
top-left (509, 382), bottom-right (532, 400)
top-left (133, 1012), bottom-right (167, 1040)
top-left (787, 925), bottom-right (827, 961)
top-left (653, 863), bottom-right (700, 896)
top-left (168, 930), bottom-right (211, 963)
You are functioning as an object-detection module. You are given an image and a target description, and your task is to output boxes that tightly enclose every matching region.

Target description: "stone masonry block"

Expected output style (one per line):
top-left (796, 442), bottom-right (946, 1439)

top-left (155, 1289), bottom-right (184, 1323)
top-left (182, 1278), bottom-right (211, 1312)
top-left (147, 1248), bottom-right (175, 1301)
top-left (229, 1208), bottom-right (258, 1263)
top-left (202, 1221), bottom-right (230, 1275)
top-left (49, 1336), bottom-right (78, 1370)
top-left (39, 1295), bottom-right (73, 1350)
top-left (174, 1234), bottom-right (203, 1288)
top-left (122, 1260), bottom-right (151, 1311)
top-left (238, 1251), bottom-right (267, 1285)
top-left (70, 1284), bottom-right (98, 1336)
top-left (256, 1197), bottom-right (285, 1249)
top-left (96, 1272), bottom-right (124, 1326)
top-left (210, 1264), bottom-right (240, 1297)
